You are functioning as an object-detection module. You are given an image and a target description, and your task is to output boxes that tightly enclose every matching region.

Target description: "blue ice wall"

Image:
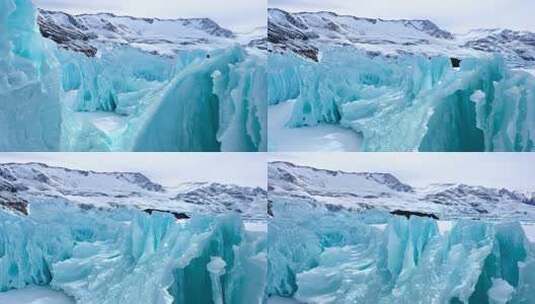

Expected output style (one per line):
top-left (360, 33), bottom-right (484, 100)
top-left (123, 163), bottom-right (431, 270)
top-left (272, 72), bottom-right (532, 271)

top-left (0, 0), bottom-right (61, 151)
top-left (267, 200), bottom-right (535, 303)
top-left (0, 0), bottom-right (266, 152)
top-left (131, 47), bottom-right (266, 152)
top-left (268, 47), bottom-right (535, 151)
top-left (0, 203), bottom-right (267, 304)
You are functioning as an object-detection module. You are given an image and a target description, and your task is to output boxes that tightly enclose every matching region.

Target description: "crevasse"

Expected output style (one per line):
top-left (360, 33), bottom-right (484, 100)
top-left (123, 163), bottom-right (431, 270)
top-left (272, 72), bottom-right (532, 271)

top-left (267, 201), bottom-right (535, 303)
top-left (268, 47), bottom-right (535, 151)
top-left (0, 203), bottom-right (267, 304)
top-left (0, 0), bottom-right (266, 152)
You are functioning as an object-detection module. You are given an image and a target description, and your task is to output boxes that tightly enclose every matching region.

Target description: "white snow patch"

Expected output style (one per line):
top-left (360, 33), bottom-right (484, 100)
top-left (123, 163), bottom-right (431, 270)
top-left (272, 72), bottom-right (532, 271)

top-left (244, 222), bottom-right (267, 233)
top-left (268, 100), bottom-right (362, 152)
top-left (523, 69), bottom-right (535, 77)
top-left (437, 221), bottom-right (454, 235)
top-left (521, 223), bottom-right (535, 243)
top-left (371, 224), bottom-right (387, 231)
top-left (0, 286), bottom-right (75, 304)
top-left (86, 112), bottom-right (128, 134)
top-left (487, 279), bottom-right (514, 304)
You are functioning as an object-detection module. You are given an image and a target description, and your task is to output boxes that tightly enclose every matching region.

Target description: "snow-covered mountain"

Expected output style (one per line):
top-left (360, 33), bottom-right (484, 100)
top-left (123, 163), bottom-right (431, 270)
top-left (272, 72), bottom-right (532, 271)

top-left (458, 28), bottom-right (535, 67)
top-left (0, 163), bottom-right (266, 220)
top-left (37, 9), bottom-right (255, 57)
top-left (269, 161), bottom-right (535, 221)
top-left (268, 8), bottom-right (535, 67)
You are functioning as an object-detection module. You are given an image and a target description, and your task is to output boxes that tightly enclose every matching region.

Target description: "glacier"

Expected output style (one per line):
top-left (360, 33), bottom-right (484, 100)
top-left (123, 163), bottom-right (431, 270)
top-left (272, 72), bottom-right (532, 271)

top-left (0, 0), bottom-right (266, 151)
top-left (268, 47), bottom-right (535, 152)
top-left (0, 202), bottom-right (267, 304)
top-left (267, 201), bottom-right (535, 304)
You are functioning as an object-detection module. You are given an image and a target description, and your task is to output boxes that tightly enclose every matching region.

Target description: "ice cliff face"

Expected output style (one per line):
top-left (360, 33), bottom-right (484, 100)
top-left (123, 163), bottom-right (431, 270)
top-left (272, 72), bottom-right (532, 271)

top-left (267, 202), bottom-right (535, 303)
top-left (0, 161), bottom-right (268, 302)
top-left (267, 9), bottom-right (535, 153)
top-left (0, 203), bottom-right (267, 303)
top-left (268, 162), bottom-right (535, 221)
top-left (268, 8), bottom-right (535, 68)
top-left (0, 0), bottom-right (266, 152)
top-left (268, 48), bottom-right (535, 152)
top-left (0, 162), bottom-right (267, 220)
top-left (0, 0), bottom-right (62, 151)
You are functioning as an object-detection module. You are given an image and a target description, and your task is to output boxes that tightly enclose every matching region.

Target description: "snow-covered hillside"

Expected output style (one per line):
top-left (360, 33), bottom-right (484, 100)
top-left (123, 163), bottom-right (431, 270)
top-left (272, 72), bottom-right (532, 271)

top-left (269, 161), bottom-right (535, 221)
top-left (37, 9), bottom-right (255, 57)
top-left (268, 8), bottom-right (535, 67)
top-left (0, 163), bottom-right (266, 220)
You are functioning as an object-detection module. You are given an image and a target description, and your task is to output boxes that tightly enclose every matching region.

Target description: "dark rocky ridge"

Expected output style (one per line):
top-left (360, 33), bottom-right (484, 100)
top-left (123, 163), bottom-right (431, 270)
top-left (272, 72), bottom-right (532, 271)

top-left (268, 161), bottom-right (535, 220)
top-left (0, 162), bottom-right (165, 193)
top-left (37, 9), bottom-right (235, 57)
top-left (268, 8), bottom-right (535, 67)
top-left (391, 209), bottom-right (439, 220)
top-left (0, 162), bottom-right (266, 220)
top-left (269, 161), bottom-right (413, 193)
top-left (38, 11), bottom-right (98, 57)
top-left (143, 208), bottom-right (190, 220)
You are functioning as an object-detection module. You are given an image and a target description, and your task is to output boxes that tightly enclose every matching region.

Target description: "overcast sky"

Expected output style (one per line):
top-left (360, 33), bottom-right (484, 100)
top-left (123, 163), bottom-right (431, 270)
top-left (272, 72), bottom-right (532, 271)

top-left (269, 0), bottom-right (535, 32)
top-left (0, 153), bottom-right (267, 189)
top-left (34, 0), bottom-right (266, 31)
top-left (271, 153), bottom-right (535, 192)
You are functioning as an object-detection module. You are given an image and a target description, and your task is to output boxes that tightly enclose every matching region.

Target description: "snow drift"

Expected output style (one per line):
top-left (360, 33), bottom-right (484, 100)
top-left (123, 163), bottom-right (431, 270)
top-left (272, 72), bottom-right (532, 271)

top-left (0, 0), bottom-right (266, 151)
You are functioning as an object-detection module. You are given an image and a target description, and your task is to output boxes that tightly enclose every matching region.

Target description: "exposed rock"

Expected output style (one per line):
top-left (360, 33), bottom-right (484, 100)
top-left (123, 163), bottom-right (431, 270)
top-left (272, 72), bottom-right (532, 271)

top-left (450, 57), bottom-right (461, 67)
top-left (37, 12), bottom-right (97, 57)
top-left (391, 209), bottom-right (439, 220)
top-left (0, 193), bottom-right (28, 215)
top-left (143, 208), bottom-right (190, 220)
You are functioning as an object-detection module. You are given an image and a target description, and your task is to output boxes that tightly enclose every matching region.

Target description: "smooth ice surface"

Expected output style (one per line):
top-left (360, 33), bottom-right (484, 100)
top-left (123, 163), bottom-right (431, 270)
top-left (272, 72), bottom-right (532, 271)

top-left (0, 0), bottom-right (266, 152)
top-left (0, 202), bottom-right (267, 304)
top-left (0, 286), bottom-right (75, 304)
top-left (268, 48), bottom-right (535, 152)
top-left (267, 201), bottom-right (535, 303)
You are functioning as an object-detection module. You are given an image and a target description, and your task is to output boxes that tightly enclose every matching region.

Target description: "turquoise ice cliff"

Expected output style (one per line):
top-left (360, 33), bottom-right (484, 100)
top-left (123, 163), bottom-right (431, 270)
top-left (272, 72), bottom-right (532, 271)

top-left (0, 203), bottom-right (267, 303)
top-left (268, 8), bottom-right (535, 152)
top-left (267, 201), bottom-right (535, 303)
top-left (0, 0), bottom-right (61, 151)
top-left (0, 0), bottom-right (266, 151)
top-left (268, 49), bottom-right (535, 152)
